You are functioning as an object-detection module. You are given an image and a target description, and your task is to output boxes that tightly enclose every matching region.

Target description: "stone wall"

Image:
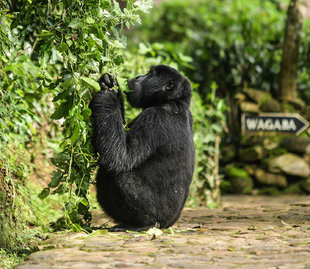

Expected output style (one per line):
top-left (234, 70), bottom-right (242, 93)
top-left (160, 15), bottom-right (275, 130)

top-left (220, 88), bottom-right (310, 195)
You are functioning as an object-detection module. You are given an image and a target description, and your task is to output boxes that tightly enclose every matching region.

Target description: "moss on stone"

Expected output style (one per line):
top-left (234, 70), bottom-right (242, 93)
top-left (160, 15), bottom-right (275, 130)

top-left (283, 183), bottom-right (303, 195)
top-left (225, 166), bottom-right (250, 179)
top-left (224, 166), bottom-right (253, 194)
top-left (258, 187), bottom-right (280, 196)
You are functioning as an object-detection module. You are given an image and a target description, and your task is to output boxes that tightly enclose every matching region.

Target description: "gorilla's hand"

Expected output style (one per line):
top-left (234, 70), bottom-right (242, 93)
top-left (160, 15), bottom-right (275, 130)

top-left (90, 74), bottom-right (122, 113)
top-left (89, 89), bottom-right (119, 112)
top-left (99, 74), bottom-right (119, 91)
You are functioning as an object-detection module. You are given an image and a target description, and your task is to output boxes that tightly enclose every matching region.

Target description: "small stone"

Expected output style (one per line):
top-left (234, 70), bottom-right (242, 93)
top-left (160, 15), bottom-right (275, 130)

top-left (281, 137), bottom-right (310, 155)
top-left (283, 183), bottom-right (303, 194)
top-left (239, 145), bottom-right (265, 162)
top-left (266, 153), bottom-right (310, 178)
top-left (240, 102), bottom-right (260, 113)
top-left (225, 166), bottom-right (253, 194)
top-left (240, 135), bottom-right (265, 146)
top-left (244, 88), bottom-right (271, 104)
top-left (244, 165), bottom-right (255, 175)
top-left (220, 144), bottom-right (236, 163)
top-left (261, 98), bottom-right (282, 112)
top-left (287, 97), bottom-right (306, 110)
top-left (234, 92), bottom-right (247, 103)
top-left (300, 178), bottom-right (310, 193)
top-left (254, 168), bottom-right (287, 188)
top-left (230, 177), bottom-right (254, 194)
top-left (263, 137), bottom-right (280, 151)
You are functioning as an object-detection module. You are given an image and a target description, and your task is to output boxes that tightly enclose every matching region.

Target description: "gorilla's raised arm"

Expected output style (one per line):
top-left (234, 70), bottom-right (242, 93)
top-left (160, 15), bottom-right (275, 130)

top-left (90, 75), bottom-right (161, 173)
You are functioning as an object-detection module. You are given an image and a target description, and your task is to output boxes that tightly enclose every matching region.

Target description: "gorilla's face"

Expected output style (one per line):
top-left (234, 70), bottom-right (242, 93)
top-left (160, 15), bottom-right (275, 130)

top-left (127, 65), bottom-right (191, 108)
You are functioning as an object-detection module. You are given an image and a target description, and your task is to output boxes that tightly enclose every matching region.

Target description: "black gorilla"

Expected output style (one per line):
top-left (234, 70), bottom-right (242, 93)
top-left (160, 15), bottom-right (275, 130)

top-left (89, 65), bottom-right (195, 231)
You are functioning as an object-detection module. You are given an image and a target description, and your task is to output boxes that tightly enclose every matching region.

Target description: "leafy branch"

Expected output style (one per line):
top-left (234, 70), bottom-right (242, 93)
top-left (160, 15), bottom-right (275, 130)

top-left (9, 0), bottom-right (153, 231)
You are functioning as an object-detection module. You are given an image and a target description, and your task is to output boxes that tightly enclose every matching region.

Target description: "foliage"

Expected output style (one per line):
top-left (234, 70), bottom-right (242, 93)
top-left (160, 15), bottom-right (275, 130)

top-left (1, 0), bottom-right (153, 231)
top-left (0, 249), bottom-right (24, 269)
top-left (189, 84), bottom-right (227, 207)
top-left (0, 133), bottom-right (64, 269)
top-left (0, 5), bottom-right (51, 255)
top-left (136, 0), bottom-right (310, 102)
top-left (0, 7), bottom-right (59, 267)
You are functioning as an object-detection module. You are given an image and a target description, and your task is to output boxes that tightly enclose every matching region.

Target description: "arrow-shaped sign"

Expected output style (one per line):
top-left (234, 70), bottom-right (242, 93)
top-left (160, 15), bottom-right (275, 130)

top-left (242, 113), bottom-right (309, 135)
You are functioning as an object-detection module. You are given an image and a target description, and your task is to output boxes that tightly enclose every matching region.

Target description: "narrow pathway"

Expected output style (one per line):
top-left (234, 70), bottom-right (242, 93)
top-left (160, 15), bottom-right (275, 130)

top-left (16, 195), bottom-right (310, 269)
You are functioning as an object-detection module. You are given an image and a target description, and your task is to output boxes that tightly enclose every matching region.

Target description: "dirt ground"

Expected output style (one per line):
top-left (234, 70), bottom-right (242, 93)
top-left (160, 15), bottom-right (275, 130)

top-left (16, 195), bottom-right (310, 269)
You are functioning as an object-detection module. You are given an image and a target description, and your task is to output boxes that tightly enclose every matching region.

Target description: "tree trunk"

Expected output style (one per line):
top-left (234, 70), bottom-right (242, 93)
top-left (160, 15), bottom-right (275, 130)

top-left (279, 0), bottom-right (304, 101)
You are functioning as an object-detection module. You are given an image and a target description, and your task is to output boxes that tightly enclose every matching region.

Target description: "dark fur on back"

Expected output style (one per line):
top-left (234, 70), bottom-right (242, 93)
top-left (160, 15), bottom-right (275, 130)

top-left (89, 65), bottom-right (195, 230)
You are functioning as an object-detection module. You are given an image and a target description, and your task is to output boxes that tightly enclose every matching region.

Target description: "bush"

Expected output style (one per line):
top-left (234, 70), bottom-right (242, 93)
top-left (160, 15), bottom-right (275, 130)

top-left (8, 0), bottom-right (153, 231)
top-left (0, 0), bottom-right (153, 251)
top-left (136, 0), bottom-right (310, 102)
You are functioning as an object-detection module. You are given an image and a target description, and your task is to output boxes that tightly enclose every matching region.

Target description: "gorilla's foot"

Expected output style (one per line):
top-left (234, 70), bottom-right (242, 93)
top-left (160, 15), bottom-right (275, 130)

top-left (108, 223), bottom-right (160, 232)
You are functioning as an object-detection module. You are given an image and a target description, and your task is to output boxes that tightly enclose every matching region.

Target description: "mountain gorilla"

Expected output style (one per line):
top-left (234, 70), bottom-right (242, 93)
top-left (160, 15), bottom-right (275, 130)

top-left (89, 65), bottom-right (195, 231)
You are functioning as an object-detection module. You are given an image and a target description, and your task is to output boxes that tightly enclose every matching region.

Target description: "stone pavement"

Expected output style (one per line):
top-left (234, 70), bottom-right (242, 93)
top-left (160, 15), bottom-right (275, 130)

top-left (16, 195), bottom-right (310, 269)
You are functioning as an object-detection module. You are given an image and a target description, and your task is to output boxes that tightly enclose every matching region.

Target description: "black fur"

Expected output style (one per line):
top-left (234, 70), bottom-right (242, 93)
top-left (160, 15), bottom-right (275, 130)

top-left (89, 65), bottom-right (195, 231)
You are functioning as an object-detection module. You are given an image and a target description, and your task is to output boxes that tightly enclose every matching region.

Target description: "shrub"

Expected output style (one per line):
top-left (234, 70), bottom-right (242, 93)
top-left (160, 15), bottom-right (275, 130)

top-left (1, 0), bottom-right (153, 231)
top-left (137, 0), bottom-right (310, 102)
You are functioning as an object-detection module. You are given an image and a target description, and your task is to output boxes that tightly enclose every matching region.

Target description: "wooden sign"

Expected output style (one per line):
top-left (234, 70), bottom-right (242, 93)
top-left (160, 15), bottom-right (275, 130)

top-left (241, 113), bottom-right (309, 135)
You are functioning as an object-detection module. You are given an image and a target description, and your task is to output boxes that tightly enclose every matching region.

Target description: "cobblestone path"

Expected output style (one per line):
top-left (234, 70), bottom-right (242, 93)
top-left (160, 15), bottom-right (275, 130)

top-left (16, 195), bottom-right (310, 269)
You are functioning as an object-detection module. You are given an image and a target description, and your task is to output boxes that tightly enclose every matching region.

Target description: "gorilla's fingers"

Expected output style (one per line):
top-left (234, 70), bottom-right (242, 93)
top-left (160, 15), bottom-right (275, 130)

top-left (103, 73), bottom-right (112, 88)
top-left (111, 75), bottom-right (119, 88)
top-left (99, 82), bottom-right (109, 91)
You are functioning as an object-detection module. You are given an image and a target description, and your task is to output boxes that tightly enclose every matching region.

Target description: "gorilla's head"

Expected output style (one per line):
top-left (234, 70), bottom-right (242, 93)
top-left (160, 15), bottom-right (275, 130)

top-left (127, 65), bottom-right (191, 108)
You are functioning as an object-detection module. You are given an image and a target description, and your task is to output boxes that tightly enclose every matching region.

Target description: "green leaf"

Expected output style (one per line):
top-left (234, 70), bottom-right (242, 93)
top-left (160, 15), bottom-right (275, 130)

top-left (37, 30), bottom-right (54, 39)
top-left (70, 122), bottom-right (80, 144)
top-left (39, 188), bottom-right (50, 199)
top-left (114, 55), bottom-right (124, 66)
top-left (58, 42), bottom-right (69, 52)
top-left (68, 209), bottom-right (82, 224)
top-left (53, 88), bottom-right (73, 102)
top-left (111, 26), bottom-right (119, 38)
top-left (85, 17), bottom-right (95, 24)
top-left (26, 121), bottom-right (37, 135)
top-left (68, 18), bottom-right (84, 29)
top-left (50, 95), bottom-right (74, 120)
top-left (121, 35), bottom-right (127, 48)
top-left (78, 198), bottom-right (89, 214)
top-left (134, 0), bottom-right (153, 13)
top-left (80, 198), bottom-right (89, 206)
top-left (81, 76), bottom-right (100, 91)
top-left (82, 108), bottom-right (92, 119)
top-left (49, 170), bottom-right (62, 188)
top-left (63, 73), bottom-right (79, 89)
top-left (51, 46), bottom-right (57, 63)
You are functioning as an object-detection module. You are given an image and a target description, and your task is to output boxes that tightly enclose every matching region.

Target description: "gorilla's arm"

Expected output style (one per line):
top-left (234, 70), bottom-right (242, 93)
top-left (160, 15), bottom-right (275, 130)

top-left (90, 89), bottom-right (160, 173)
top-left (97, 74), bottom-right (125, 124)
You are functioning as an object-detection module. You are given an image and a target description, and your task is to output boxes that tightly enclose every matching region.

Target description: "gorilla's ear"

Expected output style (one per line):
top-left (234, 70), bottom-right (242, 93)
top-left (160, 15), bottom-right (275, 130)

top-left (165, 80), bottom-right (175, 91)
top-left (167, 78), bottom-right (191, 102)
top-left (177, 78), bottom-right (192, 100)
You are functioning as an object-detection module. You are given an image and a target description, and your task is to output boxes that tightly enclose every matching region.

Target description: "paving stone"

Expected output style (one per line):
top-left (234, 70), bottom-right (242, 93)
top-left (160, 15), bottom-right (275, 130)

top-left (15, 195), bottom-right (310, 269)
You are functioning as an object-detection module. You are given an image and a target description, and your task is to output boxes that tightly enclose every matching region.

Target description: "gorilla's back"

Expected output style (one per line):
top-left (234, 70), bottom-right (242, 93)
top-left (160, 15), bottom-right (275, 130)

top-left (96, 110), bottom-right (195, 228)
